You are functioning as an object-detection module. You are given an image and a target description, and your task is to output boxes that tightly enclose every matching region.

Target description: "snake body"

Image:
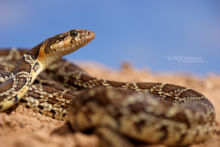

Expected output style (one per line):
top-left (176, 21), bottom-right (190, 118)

top-left (0, 30), bottom-right (216, 146)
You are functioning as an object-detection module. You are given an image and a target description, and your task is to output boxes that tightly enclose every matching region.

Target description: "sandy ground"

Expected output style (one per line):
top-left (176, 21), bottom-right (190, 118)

top-left (0, 62), bottom-right (219, 147)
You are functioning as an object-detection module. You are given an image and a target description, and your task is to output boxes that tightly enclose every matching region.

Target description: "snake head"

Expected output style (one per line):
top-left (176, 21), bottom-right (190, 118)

top-left (34, 29), bottom-right (95, 66)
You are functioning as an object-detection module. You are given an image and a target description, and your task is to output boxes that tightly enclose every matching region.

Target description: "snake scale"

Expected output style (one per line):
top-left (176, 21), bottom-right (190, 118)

top-left (0, 29), bottom-right (216, 147)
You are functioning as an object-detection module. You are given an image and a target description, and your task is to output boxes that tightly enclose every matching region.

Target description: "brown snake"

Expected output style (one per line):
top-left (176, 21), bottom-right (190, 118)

top-left (0, 30), bottom-right (216, 147)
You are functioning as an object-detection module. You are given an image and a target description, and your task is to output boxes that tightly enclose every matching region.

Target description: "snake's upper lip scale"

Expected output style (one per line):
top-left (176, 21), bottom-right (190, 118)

top-left (86, 30), bottom-right (95, 42)
top-left (87, 30), bottom-right (95, 38)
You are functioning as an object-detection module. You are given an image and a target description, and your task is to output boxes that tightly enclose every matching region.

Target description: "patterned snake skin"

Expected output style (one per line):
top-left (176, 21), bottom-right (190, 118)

top-left (0, 30), bottom-right (216, 147)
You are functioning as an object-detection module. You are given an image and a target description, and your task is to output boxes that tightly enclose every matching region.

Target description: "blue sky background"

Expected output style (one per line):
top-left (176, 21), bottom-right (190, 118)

top-left (0, 0), bottom-right (219, 75)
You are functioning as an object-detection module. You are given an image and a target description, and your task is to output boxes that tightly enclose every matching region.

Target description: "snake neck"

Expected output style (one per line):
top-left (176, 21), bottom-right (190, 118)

top-left (0, 29), bottom-right (95, 112)
top-left (12, 52), bottom-right (42, 81)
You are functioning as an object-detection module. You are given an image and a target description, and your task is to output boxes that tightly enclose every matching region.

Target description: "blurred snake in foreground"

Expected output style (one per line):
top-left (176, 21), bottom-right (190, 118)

top-left (0, 29), bottom-right (216, 147)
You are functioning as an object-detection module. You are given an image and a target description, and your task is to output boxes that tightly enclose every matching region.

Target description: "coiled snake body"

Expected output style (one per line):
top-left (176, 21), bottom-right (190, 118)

top-left (0, 30), bottom-right (216, 147)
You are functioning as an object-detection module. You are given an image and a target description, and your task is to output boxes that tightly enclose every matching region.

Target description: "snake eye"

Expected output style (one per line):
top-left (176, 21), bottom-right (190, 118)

top-left (71, 31), bottom-right (78, 37)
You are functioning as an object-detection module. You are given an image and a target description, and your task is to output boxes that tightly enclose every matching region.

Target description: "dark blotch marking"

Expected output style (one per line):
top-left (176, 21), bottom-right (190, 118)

top-left (58, 76), bottom-right (65, 83)
top-left (46, 98), bottom-right (57, 105)
top-left (81, 74), bottom-right (94, 82)
top-left (25, 105), bottom-right (30, 109)
top-left (114, 111), bottom-right (123, 120)
top-left (44, 40), bottom-right (56, 54)
top-left (27, 92), bottom-right (41, 100)
top-left (179, 89), bottom-right (203, 98)
top-left (20, 99), bottom-right (27, 103)
top-left (33, 62), bottom-right (40, 72)
top-left (172, 112), bottom-right (190, 128)
top-left (50, 109), bottom-right (56, 114)
top-left (129, 102), bottom-right (146, 113)
top-left (137, 82), bottom-right (161, 90)
top-left (13, 56), bottom-right (32, 74)
top-left (176, 133), bottom-right (186, 145)
top-left (134, 119), bottom-right (146, 132)
top-left (84, 106), bottom-right (94, 116)
top-left (44, 34), bottom-right (68, 54)
top-left (13, 96), bottom-right (19, 103)
top-left (28, 77), bottom-right (32, 87)
top-left (162, 84), bottom-right (185, 93)
top-left (0, 95), bottom-right (7, 102)
top-left (62, 113), bottom-right (67, 118)
top-left (33, 79), bottom-right (40, 84)
top-left (0, 79), bottom-right (14, 102)
top-left (0, 70), bottom-right (9, 77)
top-left (108, 81), bottom-right (125, 88)
top-left (77, 88), bottom-right (112, 106)
top-left (29, 43), bottom-right (42, 60)
top-left (41, 82), bottom-right (51, 87)
top-left (38, 105), bottom-right (44, 109)
top-left (14, 75), bottom-right (27, 91)
top-left (42, 84), bottom-right (61, 94)
top-left (158, 125), bottom-right (168, 142)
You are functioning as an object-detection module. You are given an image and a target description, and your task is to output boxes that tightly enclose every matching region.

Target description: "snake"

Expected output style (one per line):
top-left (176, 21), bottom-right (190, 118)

top-left (0, 29), bottom-right (216, 147)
